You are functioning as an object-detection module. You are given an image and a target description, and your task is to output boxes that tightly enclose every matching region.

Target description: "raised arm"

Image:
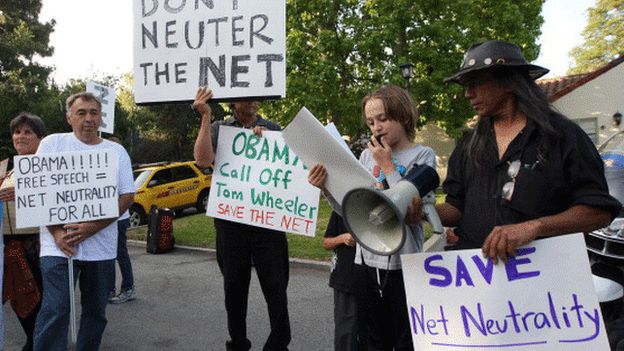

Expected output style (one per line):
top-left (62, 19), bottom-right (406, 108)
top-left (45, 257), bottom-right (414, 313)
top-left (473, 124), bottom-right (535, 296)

top-left (193, 87), bottom-right (215, 168)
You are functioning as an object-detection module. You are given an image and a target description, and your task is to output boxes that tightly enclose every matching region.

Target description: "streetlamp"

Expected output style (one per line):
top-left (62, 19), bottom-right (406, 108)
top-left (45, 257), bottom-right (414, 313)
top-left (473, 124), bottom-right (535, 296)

top-left (400, 63), bottom-right (414, 94)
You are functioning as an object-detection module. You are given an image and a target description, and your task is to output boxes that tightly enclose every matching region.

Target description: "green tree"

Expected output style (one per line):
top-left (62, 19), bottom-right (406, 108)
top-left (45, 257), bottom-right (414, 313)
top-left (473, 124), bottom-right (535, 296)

top-left (264, 0), bottom-right (544, 140)
top-left (118, 74), bottom-right (227, 163)
top-left (569, 0), bottom-right (624, 74)
top-left (0, 0), bottom-right (55, 159)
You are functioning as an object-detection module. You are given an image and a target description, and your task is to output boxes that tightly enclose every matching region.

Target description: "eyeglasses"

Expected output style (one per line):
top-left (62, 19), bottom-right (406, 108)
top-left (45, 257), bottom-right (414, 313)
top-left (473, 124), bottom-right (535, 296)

top-left (502, 160), bottom-right (521, 201)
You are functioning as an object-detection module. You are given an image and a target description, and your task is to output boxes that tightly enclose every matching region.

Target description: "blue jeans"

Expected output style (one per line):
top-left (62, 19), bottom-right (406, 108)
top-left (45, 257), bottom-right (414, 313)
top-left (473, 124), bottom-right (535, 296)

top-left (113, 219), bottom-right (134, 291)
top-left (34, 256), bottom-right (114, 351)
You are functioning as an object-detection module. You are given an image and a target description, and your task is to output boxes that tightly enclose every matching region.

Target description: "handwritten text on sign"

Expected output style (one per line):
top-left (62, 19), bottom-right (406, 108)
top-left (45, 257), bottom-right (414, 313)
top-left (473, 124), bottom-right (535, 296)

top-left (86, 81), bottom-right (116, 134)
top-left (206, 127), bottom-right (320, 236)
top-left (133, 0), bottom-right (286, 104)
top-left (400, 234), bottom-right (609, 350)
top-left (14, 150), bottom-right (119, 228)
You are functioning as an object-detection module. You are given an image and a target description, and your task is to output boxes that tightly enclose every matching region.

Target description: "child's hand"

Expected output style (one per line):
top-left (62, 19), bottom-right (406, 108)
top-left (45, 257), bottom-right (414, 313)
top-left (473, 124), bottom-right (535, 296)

top-left (339, 233), bottom-right (356, 247)
top-left (308, 164), bottom-right (328, 192)
top-left (369, 136), bottom-right (394, 173)
top-left (406, 196), bottom-right (425, 225)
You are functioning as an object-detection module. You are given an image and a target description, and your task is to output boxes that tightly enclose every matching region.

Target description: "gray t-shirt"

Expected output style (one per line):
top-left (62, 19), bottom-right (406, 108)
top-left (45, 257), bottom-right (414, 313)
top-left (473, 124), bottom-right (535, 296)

top-left (354, 144), bottom-right (436, 270)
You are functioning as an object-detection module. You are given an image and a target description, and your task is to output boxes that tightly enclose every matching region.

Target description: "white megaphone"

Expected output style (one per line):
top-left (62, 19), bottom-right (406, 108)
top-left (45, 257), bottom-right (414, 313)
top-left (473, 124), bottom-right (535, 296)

top-left (342, 164), bottom-right (443, 256)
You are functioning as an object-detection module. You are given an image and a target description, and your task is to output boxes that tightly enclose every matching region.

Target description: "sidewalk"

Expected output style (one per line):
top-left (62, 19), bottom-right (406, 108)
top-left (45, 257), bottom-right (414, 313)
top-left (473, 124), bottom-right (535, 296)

top-left (4, 245), bottom-right (334, 351)
top-left (128, 239), bottom-right (332, 270)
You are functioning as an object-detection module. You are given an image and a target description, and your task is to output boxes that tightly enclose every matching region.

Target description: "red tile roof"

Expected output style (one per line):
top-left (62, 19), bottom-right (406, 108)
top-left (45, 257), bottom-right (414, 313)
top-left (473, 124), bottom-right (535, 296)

top-left (537, 56), bottom-right (624, 102)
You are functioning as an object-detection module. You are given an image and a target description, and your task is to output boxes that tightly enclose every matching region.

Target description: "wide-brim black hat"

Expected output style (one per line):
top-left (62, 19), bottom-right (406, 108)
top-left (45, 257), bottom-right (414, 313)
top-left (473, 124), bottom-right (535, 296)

top-left (444, 40), bottom-right (549, 84)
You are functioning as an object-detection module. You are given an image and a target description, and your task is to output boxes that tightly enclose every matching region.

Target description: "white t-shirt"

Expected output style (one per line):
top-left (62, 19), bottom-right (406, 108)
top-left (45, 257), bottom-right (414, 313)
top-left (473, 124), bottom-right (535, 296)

top-left (37, 133), bottom-right (135, 260)
top-left (355, 144), bottom-right (436, 270)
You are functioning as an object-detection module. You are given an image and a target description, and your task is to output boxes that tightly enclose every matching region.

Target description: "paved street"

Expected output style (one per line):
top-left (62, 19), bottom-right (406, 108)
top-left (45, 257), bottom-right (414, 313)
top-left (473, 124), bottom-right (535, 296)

top-left (4, 244), bottom-right (334, 351)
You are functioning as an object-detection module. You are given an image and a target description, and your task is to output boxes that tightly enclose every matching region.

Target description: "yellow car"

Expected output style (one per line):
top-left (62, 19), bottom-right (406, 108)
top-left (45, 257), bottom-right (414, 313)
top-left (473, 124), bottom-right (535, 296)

top-left (130, 161), bottom-right (213, 227)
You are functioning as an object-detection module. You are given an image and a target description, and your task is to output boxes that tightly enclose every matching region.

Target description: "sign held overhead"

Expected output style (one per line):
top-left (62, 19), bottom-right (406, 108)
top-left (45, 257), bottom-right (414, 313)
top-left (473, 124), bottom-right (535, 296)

top-left (86, 81), bottom-right (116, 134)
top-left (133, 0), bottom-right (286, 104)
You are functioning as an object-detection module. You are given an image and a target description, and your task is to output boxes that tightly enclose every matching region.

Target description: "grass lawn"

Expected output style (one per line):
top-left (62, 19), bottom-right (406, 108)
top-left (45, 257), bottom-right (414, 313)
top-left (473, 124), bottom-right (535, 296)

top-left (128, 199), bottom-right (334, 261)
top-left (128, 193), bottom-right (446, 262)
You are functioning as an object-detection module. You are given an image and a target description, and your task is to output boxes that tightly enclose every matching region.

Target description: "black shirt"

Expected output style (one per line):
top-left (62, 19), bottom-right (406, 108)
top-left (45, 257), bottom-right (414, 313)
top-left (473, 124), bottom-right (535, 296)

top-left (444, 114), bottom-right (622, 249)
top-left (324, 211), bottom-right (357, 294)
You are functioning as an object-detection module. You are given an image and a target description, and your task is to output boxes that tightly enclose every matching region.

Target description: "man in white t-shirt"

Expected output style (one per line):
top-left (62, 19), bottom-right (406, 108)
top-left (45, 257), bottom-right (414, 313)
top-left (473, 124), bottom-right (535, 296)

top-left (33, 92), bottom-right (135, 351)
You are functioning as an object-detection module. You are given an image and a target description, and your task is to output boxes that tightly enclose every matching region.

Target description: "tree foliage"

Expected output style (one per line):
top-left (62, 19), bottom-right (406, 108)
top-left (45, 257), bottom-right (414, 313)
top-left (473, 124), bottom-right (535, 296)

top-left (0, 0), bottom-right (547, 163)
top-left (0, 0), bottom-right (55, 159)
top-left (118, 74), bottom-right (227, 163)
top-left (569, 0), bottom-right (624, 74)
top-left (263, 0), bottom-right (544, 140)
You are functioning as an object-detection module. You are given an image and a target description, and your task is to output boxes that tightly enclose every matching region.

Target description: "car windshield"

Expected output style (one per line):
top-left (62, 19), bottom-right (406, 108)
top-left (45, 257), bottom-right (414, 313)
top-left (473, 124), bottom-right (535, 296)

top-left (134, 169), bottom-right (153, 188)
top-left (600, 131), bottom-right (624, 155)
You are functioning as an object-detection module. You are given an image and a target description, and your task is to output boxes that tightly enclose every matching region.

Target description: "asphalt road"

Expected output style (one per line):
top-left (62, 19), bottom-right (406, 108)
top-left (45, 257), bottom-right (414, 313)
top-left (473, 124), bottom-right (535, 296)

top-left (4, 244), bottom-right (334, 351)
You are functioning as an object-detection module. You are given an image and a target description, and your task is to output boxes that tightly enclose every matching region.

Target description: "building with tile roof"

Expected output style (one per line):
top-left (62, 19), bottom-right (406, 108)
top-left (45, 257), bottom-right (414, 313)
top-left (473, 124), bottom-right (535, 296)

top-left (537, 56), bottom-right (624, 145)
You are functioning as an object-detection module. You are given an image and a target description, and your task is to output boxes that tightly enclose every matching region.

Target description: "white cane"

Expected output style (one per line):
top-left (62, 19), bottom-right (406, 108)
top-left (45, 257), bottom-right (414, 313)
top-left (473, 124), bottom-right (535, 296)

top-left (67, 230), bottom-right (78, 346)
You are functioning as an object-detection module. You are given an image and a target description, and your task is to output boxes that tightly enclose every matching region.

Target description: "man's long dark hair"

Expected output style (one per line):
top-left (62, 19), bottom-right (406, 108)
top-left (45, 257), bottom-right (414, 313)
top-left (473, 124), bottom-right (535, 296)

top-left (466, 68), bottom-right (561, 169)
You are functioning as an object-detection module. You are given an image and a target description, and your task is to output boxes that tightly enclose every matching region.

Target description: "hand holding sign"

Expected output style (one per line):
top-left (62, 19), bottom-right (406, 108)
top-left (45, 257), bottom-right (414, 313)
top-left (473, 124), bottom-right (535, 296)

top-left (50, 226), bottom-right (78, 257)
top-left (13, 150), bottom-right (119, 228)
top-left (193, 87), bottom-right (213, 117)
top-left (482, 220), bottom-right (541, 264)
top-left (0, 184), bottom-right (15, 202)
top-left (206, 127), bottom-right (320, 236)
top-left (307, 164), bottom-right (329, 194)
top-left (401, 234), bottom-right (610, 350)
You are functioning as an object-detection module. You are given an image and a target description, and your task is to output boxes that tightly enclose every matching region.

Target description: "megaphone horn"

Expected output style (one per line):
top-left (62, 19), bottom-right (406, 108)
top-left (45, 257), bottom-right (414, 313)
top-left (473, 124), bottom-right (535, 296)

top-left (342, 164), bottom-right (442, 256)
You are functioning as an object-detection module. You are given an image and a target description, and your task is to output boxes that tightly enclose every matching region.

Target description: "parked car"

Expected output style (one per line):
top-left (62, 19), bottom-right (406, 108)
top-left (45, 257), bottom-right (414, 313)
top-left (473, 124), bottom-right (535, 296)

top-left (599, 130), bottom-right (624, 206)
top-left (130, 161), bottom-right (213, 227)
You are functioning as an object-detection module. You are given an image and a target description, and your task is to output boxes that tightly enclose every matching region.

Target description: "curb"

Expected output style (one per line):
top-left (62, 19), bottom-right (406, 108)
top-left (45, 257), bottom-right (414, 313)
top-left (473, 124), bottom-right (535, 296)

top-left (127, 240), bottom-right (331, 271)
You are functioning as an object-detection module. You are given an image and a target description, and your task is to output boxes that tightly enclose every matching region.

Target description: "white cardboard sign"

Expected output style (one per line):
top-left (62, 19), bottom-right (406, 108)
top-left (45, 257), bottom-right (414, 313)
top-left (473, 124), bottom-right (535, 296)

top-left (400, 234), bottom-right (609, 350)
top-left (13, 150), bottom-right (119, 228)
top-left (133, 0), bottom-right (286, 104)
top-left (282, 107), bottom-right (375, 208)
top-left (86, 81), bottom-right (116, 134)
top-left (206, 126), bottom-right (319, 236)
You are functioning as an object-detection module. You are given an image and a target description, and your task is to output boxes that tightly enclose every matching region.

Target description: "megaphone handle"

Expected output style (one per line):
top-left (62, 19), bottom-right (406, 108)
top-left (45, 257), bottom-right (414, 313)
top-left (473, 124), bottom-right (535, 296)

top-left (423, 203), bottom-right (444, 234)
top-left (422, 192), bottom-right (443, 234)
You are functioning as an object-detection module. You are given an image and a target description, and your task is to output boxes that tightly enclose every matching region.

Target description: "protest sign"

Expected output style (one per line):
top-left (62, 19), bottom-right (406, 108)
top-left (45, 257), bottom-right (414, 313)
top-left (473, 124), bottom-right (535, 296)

top-left (401, 234), bottom-right (609, 350)
top-left (282, 107), bottom-right (375, 207)
top-left (0, 158), bottom-right (8, 178)
top-left (206, 126), bottom-right (319, 236)
top-left (13, 150), bottom-right (119, 228)
top-left (86, 81), bottom-right (116, 134)
top-left (133, 0), bottom-right (286, 104)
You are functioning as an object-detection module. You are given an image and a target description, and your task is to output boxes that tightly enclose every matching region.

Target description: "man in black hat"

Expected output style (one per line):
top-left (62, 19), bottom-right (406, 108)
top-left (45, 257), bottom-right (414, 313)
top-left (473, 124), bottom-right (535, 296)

top-left (413, 40), bottom-right (621, 262)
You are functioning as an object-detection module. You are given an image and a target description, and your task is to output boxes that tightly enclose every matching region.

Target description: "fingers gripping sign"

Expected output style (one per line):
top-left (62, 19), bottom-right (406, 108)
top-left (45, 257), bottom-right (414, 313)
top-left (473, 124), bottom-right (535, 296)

top-left (482, 220), bottom-right (541, 264)
top-left (193, 87), bottom-right (213, 117)
top-left (252, 126), bottom-right (267, 137)
top-left (307, 164), bottom-right (328, 192)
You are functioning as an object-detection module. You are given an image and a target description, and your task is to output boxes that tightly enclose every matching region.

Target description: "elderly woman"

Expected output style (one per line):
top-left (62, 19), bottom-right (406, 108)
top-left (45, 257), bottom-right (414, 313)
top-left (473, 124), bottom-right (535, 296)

top-left (1, 113), bottom-right (46, 351)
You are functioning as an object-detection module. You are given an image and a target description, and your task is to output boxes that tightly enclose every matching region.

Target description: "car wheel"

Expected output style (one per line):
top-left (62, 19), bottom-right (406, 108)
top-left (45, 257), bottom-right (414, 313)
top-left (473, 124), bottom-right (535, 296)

top-left (196, 188), bottom-right (210, 212)
top-left (129, 205), bottom-right (146, 227)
